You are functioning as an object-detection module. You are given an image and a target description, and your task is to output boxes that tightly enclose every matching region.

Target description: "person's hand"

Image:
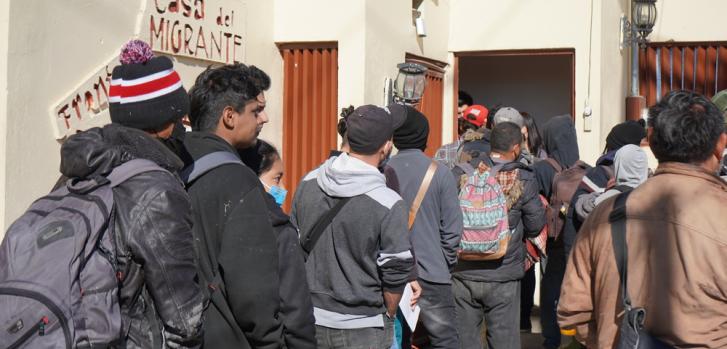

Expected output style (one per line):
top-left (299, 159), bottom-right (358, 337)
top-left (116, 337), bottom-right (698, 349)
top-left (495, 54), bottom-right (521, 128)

top-left (409, 280), bottom-right (422, 308)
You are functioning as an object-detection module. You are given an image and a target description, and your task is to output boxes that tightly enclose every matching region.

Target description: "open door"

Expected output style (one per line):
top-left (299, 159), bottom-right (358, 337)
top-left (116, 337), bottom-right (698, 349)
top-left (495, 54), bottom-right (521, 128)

top-left (454, 49), bottom-right (575, 132)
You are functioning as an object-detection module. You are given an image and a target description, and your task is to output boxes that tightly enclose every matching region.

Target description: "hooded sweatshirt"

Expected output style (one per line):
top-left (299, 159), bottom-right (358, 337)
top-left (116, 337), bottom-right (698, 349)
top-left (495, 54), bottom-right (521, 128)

top-left (291, 153), bottom-right (414, 329)
top-left (594, 145), bottom-right (649, 206)
top-left (533, 115), bottom-right (581, 198)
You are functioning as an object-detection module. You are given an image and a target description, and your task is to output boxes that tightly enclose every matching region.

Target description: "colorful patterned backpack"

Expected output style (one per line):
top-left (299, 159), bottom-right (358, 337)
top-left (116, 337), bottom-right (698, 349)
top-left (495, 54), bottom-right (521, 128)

top-left (458, 163), bottom-right (511, 261)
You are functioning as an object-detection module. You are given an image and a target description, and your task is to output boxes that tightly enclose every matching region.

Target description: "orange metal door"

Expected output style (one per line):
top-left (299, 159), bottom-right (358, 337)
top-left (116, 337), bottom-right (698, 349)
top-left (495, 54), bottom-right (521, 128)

top-left (416, 74), bottom-right (444, 157)
top-left (407, 54), bottom-right (446, 157)
top-left (280, 44), bottom-right (338, 212)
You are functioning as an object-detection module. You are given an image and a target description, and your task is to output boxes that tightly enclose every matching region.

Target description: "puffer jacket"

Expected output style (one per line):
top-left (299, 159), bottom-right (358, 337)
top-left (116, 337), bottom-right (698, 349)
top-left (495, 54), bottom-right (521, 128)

top-left (59, 124), bottom-right (205, 349)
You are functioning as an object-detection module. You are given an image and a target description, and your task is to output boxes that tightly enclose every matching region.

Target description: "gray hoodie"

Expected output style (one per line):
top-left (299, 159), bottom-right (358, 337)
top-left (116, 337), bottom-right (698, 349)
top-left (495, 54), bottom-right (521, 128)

top-left (594, 145), bottom-right (649, 206)
top-left (291, 153), bottom-right (414, 329)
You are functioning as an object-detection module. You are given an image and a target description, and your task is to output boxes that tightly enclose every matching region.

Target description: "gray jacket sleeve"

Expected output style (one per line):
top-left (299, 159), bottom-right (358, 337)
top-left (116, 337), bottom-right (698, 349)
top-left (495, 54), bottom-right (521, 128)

top-left (377, 200), bottom-right (415, 293)
top-left (574, 191), bottom-right (599, 221)
top-left (437, 168), bottom-right (464, 269)
top-left (520, 175), bottom-right (546, 238)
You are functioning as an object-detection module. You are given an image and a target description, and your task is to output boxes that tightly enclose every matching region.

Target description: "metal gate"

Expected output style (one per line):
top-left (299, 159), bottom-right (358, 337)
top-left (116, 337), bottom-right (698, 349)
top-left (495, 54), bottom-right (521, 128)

top-left (280, 43), bottom-right (338, 211)
top-left (640, 42), bottom-right (727, 106)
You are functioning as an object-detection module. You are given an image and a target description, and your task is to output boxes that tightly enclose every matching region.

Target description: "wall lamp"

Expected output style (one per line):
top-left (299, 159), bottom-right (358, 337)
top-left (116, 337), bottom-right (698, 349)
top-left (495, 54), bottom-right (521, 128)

top-left (620, 0), bottom-right (658, 50)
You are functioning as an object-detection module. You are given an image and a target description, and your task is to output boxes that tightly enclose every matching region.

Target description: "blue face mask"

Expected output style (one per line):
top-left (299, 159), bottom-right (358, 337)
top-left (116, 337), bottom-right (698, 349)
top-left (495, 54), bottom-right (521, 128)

top-left (263, 182), bottom-right (288, 206)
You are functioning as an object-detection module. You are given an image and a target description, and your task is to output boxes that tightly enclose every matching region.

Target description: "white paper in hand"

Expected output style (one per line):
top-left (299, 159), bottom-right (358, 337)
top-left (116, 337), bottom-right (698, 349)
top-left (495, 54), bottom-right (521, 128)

top-left (398, 283), bottom-right (421, 331)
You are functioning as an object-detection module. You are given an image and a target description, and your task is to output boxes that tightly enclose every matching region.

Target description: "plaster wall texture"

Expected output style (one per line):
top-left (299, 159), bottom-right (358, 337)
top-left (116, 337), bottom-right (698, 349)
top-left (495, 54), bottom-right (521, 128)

top-left (1, 0), bottom-right (280, 231)
top-left (0, 0), bottom-right (9, 231)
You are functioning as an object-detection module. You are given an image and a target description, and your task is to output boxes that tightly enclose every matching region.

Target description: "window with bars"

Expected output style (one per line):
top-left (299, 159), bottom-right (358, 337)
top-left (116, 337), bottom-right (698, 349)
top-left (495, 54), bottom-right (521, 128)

top-left (639, 42), bottom-right (727, 106)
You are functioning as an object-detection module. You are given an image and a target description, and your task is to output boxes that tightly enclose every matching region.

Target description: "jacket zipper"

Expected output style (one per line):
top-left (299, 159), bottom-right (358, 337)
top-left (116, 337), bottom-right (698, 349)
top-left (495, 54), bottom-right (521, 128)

top-left (0, 287), bottom-right (71, 349)
top-left (7, 317), bottom-right (48, 349)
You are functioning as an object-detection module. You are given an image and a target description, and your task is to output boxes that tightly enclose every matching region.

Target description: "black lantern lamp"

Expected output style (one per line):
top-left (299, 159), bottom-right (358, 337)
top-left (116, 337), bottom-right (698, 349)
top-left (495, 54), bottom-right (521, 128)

top-left (632, 0), bottom-right (657, 46)
top-left (393, 62), bottom-right (427, 105)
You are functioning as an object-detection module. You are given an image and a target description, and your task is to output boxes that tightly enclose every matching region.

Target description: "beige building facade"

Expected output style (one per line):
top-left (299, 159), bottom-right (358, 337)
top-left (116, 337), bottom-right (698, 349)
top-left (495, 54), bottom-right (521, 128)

top-left (0, 0), bottom-right (725, 233)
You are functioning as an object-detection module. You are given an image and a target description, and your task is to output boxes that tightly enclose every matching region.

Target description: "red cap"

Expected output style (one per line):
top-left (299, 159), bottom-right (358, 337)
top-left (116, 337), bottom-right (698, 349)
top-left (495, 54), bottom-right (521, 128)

top-left (461, 105), bottom-right (489, 127)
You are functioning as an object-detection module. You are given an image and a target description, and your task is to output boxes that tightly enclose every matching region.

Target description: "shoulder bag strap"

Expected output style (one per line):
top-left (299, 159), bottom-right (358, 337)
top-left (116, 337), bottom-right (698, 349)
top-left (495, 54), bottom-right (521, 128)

top-left (608, 190), bottom-right (634, 311)
top-left (300, 197), bottom-right (352, 256)
top-left (408, 161), bottom-right (438, 230)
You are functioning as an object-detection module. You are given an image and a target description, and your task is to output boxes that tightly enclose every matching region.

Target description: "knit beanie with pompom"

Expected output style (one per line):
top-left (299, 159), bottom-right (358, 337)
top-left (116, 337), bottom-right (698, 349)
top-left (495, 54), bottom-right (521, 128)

top-left (108, 40), bottom-right (189, 131)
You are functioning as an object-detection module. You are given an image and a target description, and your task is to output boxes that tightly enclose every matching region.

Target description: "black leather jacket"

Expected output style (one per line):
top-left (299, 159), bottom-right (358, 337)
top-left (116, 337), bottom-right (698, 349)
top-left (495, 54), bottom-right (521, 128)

top-left (59, 124), bottom-right (205, 349)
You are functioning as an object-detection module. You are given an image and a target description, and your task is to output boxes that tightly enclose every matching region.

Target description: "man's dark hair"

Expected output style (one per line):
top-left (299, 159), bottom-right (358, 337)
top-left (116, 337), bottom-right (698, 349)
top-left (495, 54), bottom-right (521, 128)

top-left (188, 63), bottom-right (264, 132)
top-left (491, 122), bottom-right (523, 153)
top-left (239, 139), bottom-right (280, 175)
top-left (247, 65), bottom-right (271, 91)
top-left (458, 90), bottom-right (473, 107)
top-left (337, 105), bottom-right (355, 137)
top-left (648, 90), bottom-right (725, 164)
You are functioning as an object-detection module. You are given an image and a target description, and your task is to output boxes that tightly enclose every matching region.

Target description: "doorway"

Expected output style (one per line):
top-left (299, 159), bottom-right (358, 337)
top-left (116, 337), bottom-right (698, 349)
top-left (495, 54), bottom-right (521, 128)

top-left (454, 49), bottom-right (575, 139)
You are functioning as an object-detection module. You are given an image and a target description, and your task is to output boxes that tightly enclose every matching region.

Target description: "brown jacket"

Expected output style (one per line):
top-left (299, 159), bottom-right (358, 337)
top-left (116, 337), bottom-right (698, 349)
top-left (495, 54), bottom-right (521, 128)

top-left (558, 162), bottom-right (727, 348)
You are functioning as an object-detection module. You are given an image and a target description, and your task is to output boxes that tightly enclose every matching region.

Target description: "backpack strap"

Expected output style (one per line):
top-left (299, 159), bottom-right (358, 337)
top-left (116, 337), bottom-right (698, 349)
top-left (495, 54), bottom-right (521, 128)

top-left (608, 190), bottom-right (634, 311)
top-left (544, 158), bottom-right (563, 173)
top-left (106, 159), bottom-right (167, 187)
top-left (301, 197), bottom-right (352, 256)
top-left (180, 151), bottom-right (244, 184)
top-left (613, 185), bottom-right (633, 194)
top-left (408, 161), bottom-right (438, 230)
top-left (600, 165), bottom-right (615, 181)
top-left (454, 162), bottom-right (475, 176)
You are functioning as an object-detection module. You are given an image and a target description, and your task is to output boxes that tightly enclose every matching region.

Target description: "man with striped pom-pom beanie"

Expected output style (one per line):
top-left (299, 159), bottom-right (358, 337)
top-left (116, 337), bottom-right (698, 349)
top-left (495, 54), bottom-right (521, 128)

top-left (58, 40), bottom-right (205, 348)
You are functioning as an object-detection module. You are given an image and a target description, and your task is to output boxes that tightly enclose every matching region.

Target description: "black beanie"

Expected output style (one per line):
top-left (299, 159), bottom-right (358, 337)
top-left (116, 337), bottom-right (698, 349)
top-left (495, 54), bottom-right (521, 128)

top-left (109, 41), bottom-right (189, 131)
top-left (394, 106), bottom-right (429, 151)
top-left (605, 120), bottom-right (646, 151)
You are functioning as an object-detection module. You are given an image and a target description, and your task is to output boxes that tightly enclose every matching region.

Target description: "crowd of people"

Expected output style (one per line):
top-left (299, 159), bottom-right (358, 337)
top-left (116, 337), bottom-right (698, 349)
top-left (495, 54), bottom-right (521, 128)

top-left (1, 39), bottom-right (727, 349)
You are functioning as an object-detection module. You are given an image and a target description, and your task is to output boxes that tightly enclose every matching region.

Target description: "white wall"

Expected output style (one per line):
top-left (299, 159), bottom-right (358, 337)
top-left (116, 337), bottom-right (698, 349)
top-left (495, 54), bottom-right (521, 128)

top-left (363, 0), bottom-right (450, 105)
top-left (2, 0), bottom-right (278, 230)
top-left (597, 0), bottom-right (630, 151)
top-left (273, 0), bottom-right (367, 110)
top-left (650, 0), bottom-right (727, 42)
top-left (4, 0), bottom-right (143, 230)
top-left (0, 0), bottom-right (10, 231)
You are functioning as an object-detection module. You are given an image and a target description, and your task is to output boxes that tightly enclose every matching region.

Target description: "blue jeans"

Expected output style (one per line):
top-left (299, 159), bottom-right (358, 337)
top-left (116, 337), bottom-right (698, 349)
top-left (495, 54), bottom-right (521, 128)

top-left (315, 316), bottom-right (394, 349)
top-left (541, 242), bottom-right (566, 349)
top-left (453, 277), bottom-right (521, 349)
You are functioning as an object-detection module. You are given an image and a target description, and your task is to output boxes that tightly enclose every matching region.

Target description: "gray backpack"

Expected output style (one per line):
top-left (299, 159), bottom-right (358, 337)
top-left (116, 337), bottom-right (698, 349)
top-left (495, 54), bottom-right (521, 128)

top-left (0, 159), bottom-right (165, 349)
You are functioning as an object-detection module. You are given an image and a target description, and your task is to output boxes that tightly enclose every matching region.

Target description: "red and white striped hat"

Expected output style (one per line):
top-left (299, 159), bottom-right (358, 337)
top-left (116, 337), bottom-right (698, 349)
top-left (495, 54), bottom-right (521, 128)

top-left (109, 40), bottom-right (189, 131)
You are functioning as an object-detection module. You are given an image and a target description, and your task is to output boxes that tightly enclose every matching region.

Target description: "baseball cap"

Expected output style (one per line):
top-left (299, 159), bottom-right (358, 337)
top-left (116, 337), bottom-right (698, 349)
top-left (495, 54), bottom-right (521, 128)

top-left (492, 107), bottom-right (524, 128)
top-left (346, 105), bottom-right (397, 154)
top-left (385, 104), bottom-right (408, 130)
top-left (461, 105), bottom-right (489, 128)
